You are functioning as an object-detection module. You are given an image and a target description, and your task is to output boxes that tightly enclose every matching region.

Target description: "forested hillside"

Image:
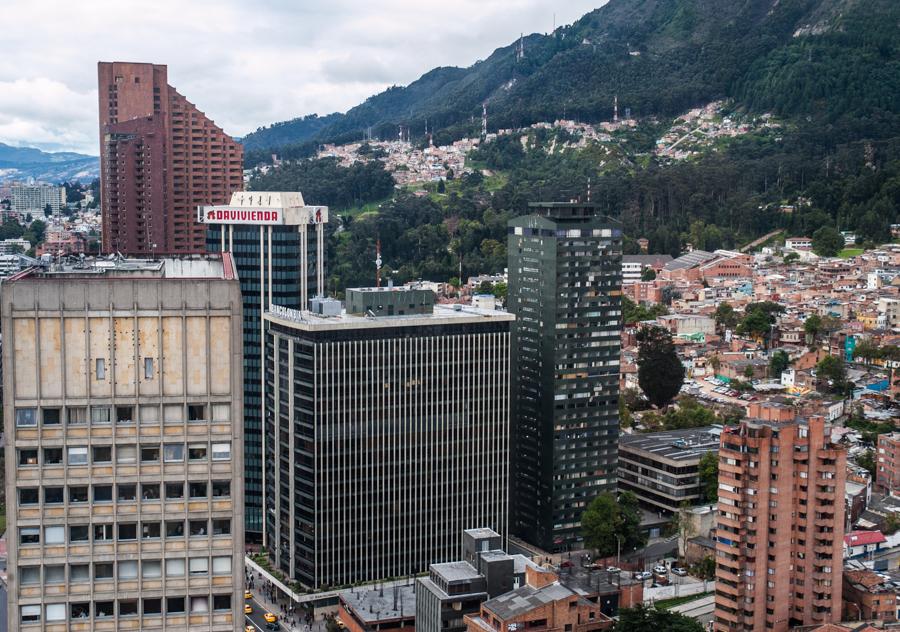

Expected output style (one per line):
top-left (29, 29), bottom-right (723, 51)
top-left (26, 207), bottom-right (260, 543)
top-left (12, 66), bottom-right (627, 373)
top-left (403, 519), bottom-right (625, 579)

top-left (243, 0), bottom-right (900, 293)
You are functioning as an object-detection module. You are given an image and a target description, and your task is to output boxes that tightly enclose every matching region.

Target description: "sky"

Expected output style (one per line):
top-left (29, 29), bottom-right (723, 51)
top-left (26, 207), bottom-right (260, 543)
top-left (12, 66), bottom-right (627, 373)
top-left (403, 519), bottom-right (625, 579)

top-left (1, 0), bottom-right (605, 156)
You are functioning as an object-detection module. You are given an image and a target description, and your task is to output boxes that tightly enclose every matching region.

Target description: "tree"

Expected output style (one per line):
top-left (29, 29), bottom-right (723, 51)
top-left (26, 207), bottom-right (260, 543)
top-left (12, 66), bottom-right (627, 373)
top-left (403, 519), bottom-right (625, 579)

top-left (769, 350), bottom-right (791, 377)
top-left (853, 338), bottom-right (881, 365)
top-left (857, 449), bottom-right (876, 479)
top-left (698, 451), bottom-right (719, 503)
top-left (613, 605), bottom-right (704, 632)
top-left (671, 503), bottom-right (697, 561)
top-left (713, 302), bottom-right (738, 330)
top-left (737, 302), bottom-right (784, 343)
top-left (816, 355), bottom-right (848, 394)
top-left (743, 365), bottom-right (755, 379)
top-left (709, 355), bottom-right (721, 374)
top-left (692, 556), bottom-right (716, 581)
top-left (783, 251), bottom-right (800, 264)
top-left (641, 267), bottom-right (657, 281)
top-left (640, 397), bottom-right (717, 432)
top-left (491, 282), bottom-right (508, 303)
top-left (636, 326), bottom-right (685, 408)
top-left (804, 314), bottom-right (823, 346)
top-left (476, 281), bottom-right (494, 295)
top-left (812, 226), bottom-right (844, 257)
top-left (582, 491), bottom-right (647, 558)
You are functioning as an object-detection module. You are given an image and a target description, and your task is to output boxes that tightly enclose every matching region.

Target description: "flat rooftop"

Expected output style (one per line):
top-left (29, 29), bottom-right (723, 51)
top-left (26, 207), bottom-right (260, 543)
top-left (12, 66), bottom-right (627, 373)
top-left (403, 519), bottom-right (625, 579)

top-left (266, 302), bottom-right (514, 331)
top-left (431, 560), bottom-right (482, 582)
top-left (8, 254), bottom-right (235, 281)
top-left (619, 427), bottom-right (721, 462)
top-left (339, 584), bottom-right (416, 623)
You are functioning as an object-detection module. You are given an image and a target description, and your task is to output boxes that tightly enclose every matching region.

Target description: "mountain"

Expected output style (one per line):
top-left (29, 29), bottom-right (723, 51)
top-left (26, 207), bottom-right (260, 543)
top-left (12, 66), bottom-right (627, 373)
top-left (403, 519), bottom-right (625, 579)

top-left (243, 0), bottom-right (899, 162)
top-left (0, 143), bottom-right (100, 183)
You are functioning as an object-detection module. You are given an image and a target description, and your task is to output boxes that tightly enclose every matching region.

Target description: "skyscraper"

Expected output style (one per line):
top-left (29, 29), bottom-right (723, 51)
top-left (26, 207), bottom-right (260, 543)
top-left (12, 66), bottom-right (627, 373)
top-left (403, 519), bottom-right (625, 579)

top-left (98, 62), bottom-right (243, 255)
top-left (507, 202), bottom-right (623, 551)
top-left (204, 191), bottom-right (327, 540)
top-left (714, 416), bottom-right (846, 632)
top-left (3, 255), bottom-right (245, 632)
top-left (264, 287), bottom-right (513, 589)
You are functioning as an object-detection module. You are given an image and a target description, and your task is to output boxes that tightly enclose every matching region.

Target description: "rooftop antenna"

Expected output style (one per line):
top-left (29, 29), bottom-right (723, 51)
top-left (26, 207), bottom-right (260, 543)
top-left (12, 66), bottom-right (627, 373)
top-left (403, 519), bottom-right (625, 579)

top-left (375, 239), bottom-right (383, 288)
top-left (481, 103), bottom-right (488, 139)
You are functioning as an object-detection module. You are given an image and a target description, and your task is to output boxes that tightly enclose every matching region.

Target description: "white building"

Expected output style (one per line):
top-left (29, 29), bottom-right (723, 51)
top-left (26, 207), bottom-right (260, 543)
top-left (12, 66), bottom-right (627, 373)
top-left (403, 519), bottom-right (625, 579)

top-left (0, 238), bottom-right (31, 255)
top-left (11, 185), bottom-right (65, 215)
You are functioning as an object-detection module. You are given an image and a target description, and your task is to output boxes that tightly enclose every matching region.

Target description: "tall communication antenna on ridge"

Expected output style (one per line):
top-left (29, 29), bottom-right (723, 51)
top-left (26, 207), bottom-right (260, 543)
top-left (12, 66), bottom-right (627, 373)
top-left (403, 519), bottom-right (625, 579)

top-left (614, 95), bottom-right (619, 123)
top-left (375, 239), bottom-right (383, 288)
top-left (516, 33), bottom-right (525, 61)
top-left (481, 103), bottom-right (488, 139)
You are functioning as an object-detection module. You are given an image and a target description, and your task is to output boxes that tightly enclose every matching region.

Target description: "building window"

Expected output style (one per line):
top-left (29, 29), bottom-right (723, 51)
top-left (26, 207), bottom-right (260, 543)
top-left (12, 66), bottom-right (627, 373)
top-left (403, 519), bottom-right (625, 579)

top-left (93, 485), bottom-right (113, 503)
top-left (142, 522), bottom-right (161, 539)
top-left (118, 560), bottom-right (138, 579)
top-left (212, 481), bottom-right (230, 498)
top-left (43, 448), bottom-right (63, 465)
top-left (164, 444), bottom-right (184, 462)
top-left (44, 487), bottom-right (64, 504)
top-left (212, 443), bottom-right (231, 461)
top-left (70, 525), bottom-right (89, 542)
top-left (43, 408), bottom-right (61, 425)
top-left (189, 482), bottom-right (208, 498)
top-left (95, 601), bottom-right (114, 618)
top-left (166, 559), bottom-right (185, 577)
top-left (91, 406), bottom-right (110, 424)
top-left (68, 446), bottom-right (88, 465)
top-left (18, 449), bottom-right (38, 466)
top-left (20, 527), bottom-right (40, 544)
top-left (67, 407), bottom-right (87, 425)
top-left (15, 408), bottom-right (37, 427)
top-left (95, 358), bottom-right (106, 380)
top-left (167, 597), bottom-right (186, 615)
top-left (117, 445), bottom-right (137, 464)
top-left (142, 560), bottom-right (162, 578)
top-left (189, 558), bottom-right (208, 575)
top-left (212, 556), bottom-right (232, 575)
top-left (143, 599), bottom-right (162, 616)
top-left (19, 488), bottom-right (39, 505)
top-left (144, 357), bottom-right (155, 379)
top-left (69, 487), bottom-right (88, 503)
top-left (45, 526), bottom-right (65, 544)
top-left (92, 446), bottom-right (112, 463)
top-left (165, 482), bottom-right (185, 499)
top-left (44, 565), bottom-right (65, 584)
top-left (19, 567), bottom-right (40, 585)
top-left (213, 594), bottom-right (232, 610)
top-left (70, 564), bottom-right (89, 581)
top-left (117, 484), bottom-right (137, 502)
top-left (116, 406), bottom-right (134, 424)
top-left (141, 446), bottom-right (160, 462)
top-left (94, 563), bottom-right (114, 580)
top-left (20, 605), bottom-right (40, 624)
top-left (187, 404), bottom-right (205, 421)
top-left (166, 521), bottom-right (185, 538)
top-left (189, 520), bottom-right (208, 537)
top-left (119, 600), bottom-right (139, 617)
top-left (190, 596), bottom-right (209, 613)
top-left (119, 523), bottom-right (137, 540)
top-left (70, 603), bottom-right (90, 620)
top-left (188, 444), bottom-right (207, 461)
top-left (141, 483), bottom-right (160, 500)
top-left (94, 524), bottom-right (114, 542)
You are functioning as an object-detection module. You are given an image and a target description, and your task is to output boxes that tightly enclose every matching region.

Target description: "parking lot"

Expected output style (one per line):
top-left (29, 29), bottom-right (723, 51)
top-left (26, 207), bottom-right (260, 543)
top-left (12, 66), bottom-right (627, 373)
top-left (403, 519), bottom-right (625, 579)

top-left (681, 376), bottom-right (759, 407)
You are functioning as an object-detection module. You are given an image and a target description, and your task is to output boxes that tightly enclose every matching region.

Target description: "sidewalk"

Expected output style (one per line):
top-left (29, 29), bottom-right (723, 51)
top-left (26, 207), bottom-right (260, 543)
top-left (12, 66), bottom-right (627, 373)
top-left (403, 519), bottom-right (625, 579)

top-left (245, 570), bottom-right (325, 632)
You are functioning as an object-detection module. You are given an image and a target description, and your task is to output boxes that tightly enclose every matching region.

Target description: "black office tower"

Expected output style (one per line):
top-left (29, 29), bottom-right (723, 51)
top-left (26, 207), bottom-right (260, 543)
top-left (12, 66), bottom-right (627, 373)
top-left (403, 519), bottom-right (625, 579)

top-left (207, 224), bottom-right (323, 540)
top-left (508, 202), bottom-right (623, 552)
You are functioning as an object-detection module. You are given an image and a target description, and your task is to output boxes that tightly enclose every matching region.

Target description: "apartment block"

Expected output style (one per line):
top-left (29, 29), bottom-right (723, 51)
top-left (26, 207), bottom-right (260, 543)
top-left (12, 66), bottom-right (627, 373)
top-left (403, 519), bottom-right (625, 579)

top-left (98, 62), bottom-right (243, 255)
top-left (876, 432), bottom-right (900, 492)
top-left (3, 256), bottom-right (244, 631)
top-left (264, 288), bottom-right (513, 589)
top-left (508, 202), bottom-right (623, 551)
top-left (10, 184), bottom-right (66, 215)
top-left (714, 416), bottom-right (846, 632)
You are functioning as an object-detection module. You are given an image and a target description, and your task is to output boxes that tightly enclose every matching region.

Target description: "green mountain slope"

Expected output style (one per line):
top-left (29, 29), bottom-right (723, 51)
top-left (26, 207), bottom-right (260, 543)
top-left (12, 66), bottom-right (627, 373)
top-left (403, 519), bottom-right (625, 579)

top-left (243, 0), bottom-right (897, 161)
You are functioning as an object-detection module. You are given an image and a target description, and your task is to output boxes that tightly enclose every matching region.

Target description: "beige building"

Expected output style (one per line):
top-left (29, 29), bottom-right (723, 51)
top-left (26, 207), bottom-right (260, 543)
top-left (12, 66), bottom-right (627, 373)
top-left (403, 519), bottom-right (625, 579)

top-left (2, 255), bottom-right (244, 631)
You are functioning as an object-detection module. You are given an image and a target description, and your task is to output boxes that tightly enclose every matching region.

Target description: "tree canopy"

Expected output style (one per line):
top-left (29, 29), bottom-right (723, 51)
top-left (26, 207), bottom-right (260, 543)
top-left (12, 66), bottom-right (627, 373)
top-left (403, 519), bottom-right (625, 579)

top-left (582, 491), bottom-right (647, 559)
top-left (636, 325), bottom-right (685, 408)
top-left (613, 605), bottom-right (704, 632)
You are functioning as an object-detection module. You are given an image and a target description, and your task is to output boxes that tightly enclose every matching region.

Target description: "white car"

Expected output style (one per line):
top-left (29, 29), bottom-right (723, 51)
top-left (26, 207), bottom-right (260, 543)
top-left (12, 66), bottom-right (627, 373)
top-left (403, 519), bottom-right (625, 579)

top-left (652, 564), bottom-right (668, 575)
top-left (671, 567), bottom-right (688, 576)
top-left (605, 566), bottom-right (621, 574)
top-left (634, 571), bottom-right (653, 581)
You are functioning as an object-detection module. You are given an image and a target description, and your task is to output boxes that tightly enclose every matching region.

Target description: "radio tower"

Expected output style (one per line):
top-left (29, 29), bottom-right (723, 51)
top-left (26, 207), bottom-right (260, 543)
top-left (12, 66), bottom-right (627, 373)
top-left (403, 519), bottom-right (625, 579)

top-left (517, 33), bottom-right (525, 61)
top-left (375, 239), bottom-right (383, 288)
top-left (614, 95), bottom-right (619, 123)
top-left (481, 103), bottom-right (488, 139)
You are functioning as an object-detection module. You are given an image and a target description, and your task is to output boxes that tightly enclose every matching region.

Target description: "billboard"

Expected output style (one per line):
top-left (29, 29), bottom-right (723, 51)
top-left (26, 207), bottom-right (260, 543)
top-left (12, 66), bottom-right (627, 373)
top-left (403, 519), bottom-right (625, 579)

top-left (198, 206), bottom-right (283, 225)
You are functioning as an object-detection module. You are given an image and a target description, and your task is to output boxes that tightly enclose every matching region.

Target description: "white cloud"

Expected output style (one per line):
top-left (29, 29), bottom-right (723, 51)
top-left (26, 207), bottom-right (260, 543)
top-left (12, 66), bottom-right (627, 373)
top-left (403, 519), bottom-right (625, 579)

top-left (1, 0), bottom-right (605, 155)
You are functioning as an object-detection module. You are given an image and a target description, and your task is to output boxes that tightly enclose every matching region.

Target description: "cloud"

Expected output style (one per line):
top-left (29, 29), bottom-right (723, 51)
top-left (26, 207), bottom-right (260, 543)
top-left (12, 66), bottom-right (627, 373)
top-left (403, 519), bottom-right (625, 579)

top-left (1, 0), bottom-right (605, 155)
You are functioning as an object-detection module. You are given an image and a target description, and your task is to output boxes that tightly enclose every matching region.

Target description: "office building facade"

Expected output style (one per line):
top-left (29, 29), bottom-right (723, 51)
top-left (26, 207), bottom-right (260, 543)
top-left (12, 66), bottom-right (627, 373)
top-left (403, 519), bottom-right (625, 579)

top-left (98, 62), bottom-right (243, 255)
top-left (508, 202), bottom-right (623, 551)
top-left (264, 289), bottom-right (513, 589)
top-left (714, 416), bottom-right (846, 632)
top-left (3, 256), bottom-right (245, 632)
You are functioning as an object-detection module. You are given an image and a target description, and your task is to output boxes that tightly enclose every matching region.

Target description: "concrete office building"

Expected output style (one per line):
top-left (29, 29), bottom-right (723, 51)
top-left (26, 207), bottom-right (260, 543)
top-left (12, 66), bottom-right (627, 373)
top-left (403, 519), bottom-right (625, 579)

top-left (714, 416), bottom-right (846, 632)
top-left (876, 432), bottom-right (900, 493)
top-left (508, 202), bottom-right (623, 551)
top-left (3, 256), bottom-right (244, 632)
top-left (98, 62), bottom-right (243, 255)
top-left (618, 427), bottom-right (721, 514)
top-left (204, 191), bottom-right (327, 540)
top-left (11, 185), bottom-right (65, 215)
top-left (263, 288), bottom-right (513, 589)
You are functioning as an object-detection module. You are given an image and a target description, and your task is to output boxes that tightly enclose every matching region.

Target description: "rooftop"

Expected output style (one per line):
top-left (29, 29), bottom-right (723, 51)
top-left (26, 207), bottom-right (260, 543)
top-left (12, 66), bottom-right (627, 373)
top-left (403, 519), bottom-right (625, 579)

top-left (265, 302), bottom-right (514, 332)
top-left (339, 584), bottom-right (416, 623)
top-left (431, 560), bottom-right (482, 583)
top-left (482, 582), bottom-right (576, 620)
top-left (8, 254), bottom-right (236, 282)
top-left (619, 427), bottom-right (722, 462)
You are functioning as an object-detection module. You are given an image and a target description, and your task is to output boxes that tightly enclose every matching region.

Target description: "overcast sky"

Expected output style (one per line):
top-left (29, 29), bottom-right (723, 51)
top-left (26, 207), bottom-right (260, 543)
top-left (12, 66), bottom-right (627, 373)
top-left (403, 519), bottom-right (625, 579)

top-left (0, 0), bottom-right (605, 156)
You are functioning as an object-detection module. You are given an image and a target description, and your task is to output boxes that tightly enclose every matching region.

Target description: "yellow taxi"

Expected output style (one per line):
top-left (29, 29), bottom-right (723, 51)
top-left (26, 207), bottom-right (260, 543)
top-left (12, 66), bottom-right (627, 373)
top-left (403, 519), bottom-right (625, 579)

top-left (246, 626), bottom-right (255, 632)
top-left (245, 591), bottom-right (253, 600)
top-left (264, 612), bottom-right (278, 623)
top-left (244, 604), bottom-right (253, 615)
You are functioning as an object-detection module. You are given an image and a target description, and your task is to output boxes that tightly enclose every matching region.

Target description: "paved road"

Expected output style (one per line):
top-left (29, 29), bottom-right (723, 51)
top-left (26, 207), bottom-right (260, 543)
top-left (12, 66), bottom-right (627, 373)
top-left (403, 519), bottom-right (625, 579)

top-left (669, 594), bottom-right (715, 626)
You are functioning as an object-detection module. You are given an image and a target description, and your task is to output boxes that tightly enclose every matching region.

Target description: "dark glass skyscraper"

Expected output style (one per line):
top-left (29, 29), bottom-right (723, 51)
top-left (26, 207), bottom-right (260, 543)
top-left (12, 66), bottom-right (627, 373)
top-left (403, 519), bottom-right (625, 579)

top-left (507, 202), bottom-right (623, 551)
top-left (207, 225), bottom-right (323, 539)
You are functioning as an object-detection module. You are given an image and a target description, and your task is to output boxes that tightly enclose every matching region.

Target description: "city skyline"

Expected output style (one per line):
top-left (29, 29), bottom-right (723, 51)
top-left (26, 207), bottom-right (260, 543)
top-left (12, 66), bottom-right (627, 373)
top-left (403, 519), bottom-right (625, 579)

top-left (0, 0), bottom-right (603, 155)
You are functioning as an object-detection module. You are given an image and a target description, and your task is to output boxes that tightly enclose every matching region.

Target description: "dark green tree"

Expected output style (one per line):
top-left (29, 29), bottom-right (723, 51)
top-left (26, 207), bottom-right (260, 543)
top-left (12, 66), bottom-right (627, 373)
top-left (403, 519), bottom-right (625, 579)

top-left (713, 302), bottom-right (738, 330)
top-left (613, 605), bottom-right (704, 632)
top-left (857, 449), bottom-right (876, 478)
top-left (853, 338), bottom-right (881, 365)
top-left (641, 267), bottom-right (657, 281)
top-left (698, 451), bottom-right (719, 503)
top-left (636, 325), bottom-right (685, 409)
top-left (816, 355), bottom-right (848, 394)
top-left (769, 350), bottom-right (791, 377)
top-left (804, 314), bottom-right (823, 346)
top-left (812, 226), bottom-right (844, 257)
top-left (582, 491), bottom-right (646, 559)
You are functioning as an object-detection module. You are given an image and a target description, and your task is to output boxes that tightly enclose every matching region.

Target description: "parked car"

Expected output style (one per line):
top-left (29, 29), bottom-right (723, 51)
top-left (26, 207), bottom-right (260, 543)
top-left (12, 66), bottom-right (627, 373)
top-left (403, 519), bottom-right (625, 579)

top-left (606, 566), bottom-right (621, 574)
top-left (652, 564), bottom-right (668, 575)
top-left (634, 571), bottom-right (653, 581)
top-left (672, 567), bottom-right (688, 576)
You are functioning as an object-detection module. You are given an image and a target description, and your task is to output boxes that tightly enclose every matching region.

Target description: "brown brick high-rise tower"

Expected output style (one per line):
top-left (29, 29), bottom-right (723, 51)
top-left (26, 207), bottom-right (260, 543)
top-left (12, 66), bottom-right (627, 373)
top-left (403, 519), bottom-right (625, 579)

top-left (714, 416), bottom-right (846, 632)
top-left (98, 62), bottom-right (243, 255)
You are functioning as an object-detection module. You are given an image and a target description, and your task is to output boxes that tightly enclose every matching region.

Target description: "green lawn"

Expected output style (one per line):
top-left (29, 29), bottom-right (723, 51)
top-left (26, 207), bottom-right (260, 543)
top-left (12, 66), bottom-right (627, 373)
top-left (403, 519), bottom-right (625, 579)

top-left (654, 592), bottom-right (712, 610)
top-left (838, 248), bottom-right (864, 259)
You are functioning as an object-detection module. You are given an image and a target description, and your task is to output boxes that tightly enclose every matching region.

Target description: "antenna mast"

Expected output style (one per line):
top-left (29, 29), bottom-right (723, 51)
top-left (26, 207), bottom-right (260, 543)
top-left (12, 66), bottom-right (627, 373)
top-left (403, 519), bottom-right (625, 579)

top-left (375, 239), bottom-right (383, 288)
top-left (481, 103), bottom-right (488, 139)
